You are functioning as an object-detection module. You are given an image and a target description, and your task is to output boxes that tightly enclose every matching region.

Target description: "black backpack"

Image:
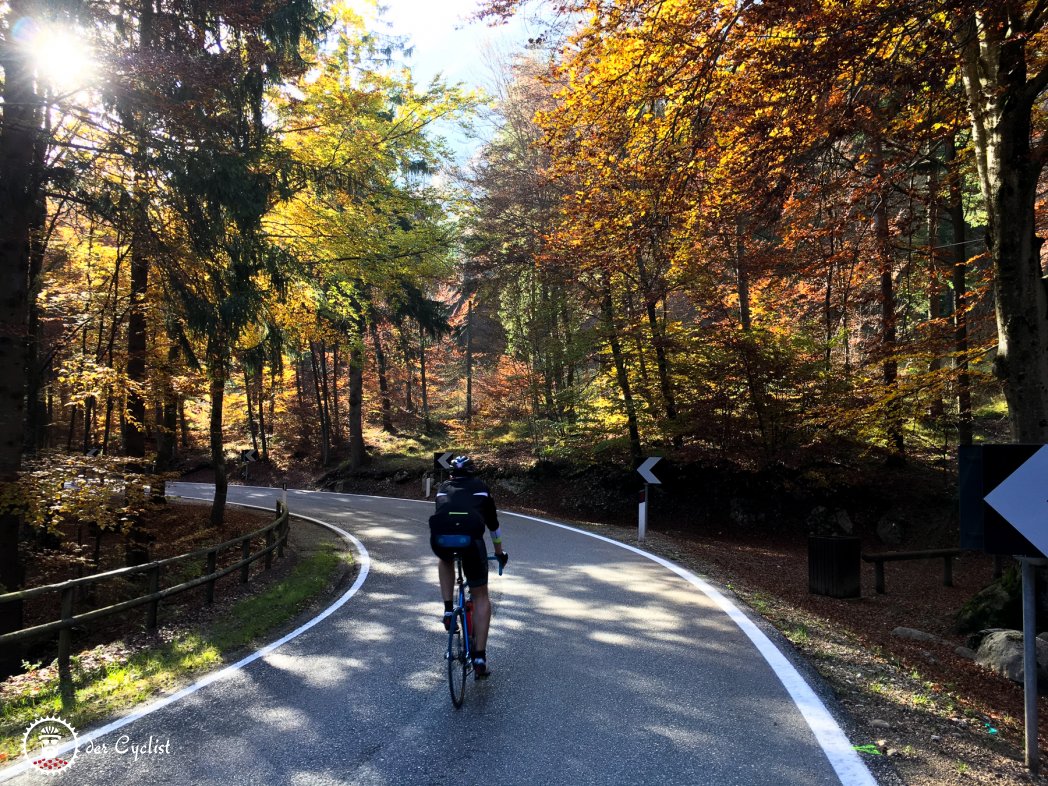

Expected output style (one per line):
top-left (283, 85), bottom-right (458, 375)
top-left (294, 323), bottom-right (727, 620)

top-left (429, 499), bottom-right (486, 540)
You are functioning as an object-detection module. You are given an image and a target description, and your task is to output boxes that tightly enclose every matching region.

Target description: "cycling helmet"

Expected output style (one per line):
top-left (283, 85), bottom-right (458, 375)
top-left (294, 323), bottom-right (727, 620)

top-left (449, 455), bottom-right (475, 475)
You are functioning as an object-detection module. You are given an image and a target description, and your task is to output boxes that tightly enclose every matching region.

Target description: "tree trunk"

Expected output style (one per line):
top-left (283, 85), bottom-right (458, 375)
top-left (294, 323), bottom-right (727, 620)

top-left (309, 343), bottom-right (330, 465)
top-left (257, 365), bottom-right (269, 460)
top-left (397, 324), bottom-right (414, 412)
top-left (244, 366), bottom-right (258, 453)
top-left (956, 10), bottom-right (1048, 441)
top-left (331, 343), bottom-right (341, 443)
top-left (636, 247), bottom-right (677, 427)
top-left (946, 135), bottom-right (973, 445)
top-left (0, 0), bottom-right (41, 668)
top-left (209, 363), bottom-right (228, 529)
top-left (734, 232), bottom-right (752, 332)
top-left (370, 316), bottom-right (394, 432)
top-left (420, 326), bottom-right (431, 431)
top-left (23, 129), bottom-right (48, 456)
top-left (348, 332), bottom-right (366, 469)
top-left (927, 154), bottom-right (946, 423)
top-left (465, 300), bottom-right (473, 425)
top-left (871, 139), bottom-right (904, 460)
top-left (601, 285), bottom-right (642, 464)
top-left (153, 345), bottom-right (179, 503)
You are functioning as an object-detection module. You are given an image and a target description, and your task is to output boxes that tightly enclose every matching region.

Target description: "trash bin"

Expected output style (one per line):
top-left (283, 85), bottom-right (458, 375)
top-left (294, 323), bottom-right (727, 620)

top-left (808, 536), bottom-right (861, 598)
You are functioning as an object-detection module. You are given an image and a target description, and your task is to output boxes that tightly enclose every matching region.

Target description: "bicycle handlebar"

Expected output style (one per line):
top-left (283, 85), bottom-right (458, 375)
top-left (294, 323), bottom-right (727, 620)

top-left (487, 553), bottom-right (508, 576)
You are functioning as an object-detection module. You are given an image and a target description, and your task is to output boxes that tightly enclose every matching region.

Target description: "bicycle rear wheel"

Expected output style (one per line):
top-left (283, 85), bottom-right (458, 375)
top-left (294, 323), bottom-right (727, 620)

top-left (447, 609), bottom-right (468, 708)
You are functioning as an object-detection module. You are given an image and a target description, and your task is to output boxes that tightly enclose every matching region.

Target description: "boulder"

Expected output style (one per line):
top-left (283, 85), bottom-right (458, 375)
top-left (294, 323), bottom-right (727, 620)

top-left (729, 497), bottom-right (766, 529)
top-left (954, 568), bottom-right (1022, 633)
top-left (891, 627), bottom-right (943, 644)
top-left (807, 506), bottom-right (853, 537)
top-left (974, 630), bottom-right (1048, 690)
top-left (876, 515), bottom-right (905, 546)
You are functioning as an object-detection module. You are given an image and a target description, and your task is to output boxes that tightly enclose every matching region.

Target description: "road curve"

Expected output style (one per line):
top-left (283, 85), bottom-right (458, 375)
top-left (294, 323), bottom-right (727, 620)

top-left (1, 484), bottom-right (877, 785)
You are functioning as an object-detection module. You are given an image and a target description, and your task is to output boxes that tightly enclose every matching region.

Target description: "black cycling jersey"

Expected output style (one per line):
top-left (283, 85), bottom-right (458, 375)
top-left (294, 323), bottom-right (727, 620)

top-left (430, 474), bottom-right (501, 587)
top-left (433, 475), bottom-right (500, 533)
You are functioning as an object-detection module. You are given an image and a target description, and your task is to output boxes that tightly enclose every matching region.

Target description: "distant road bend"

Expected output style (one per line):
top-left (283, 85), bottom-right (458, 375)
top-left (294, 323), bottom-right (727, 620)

top-left (0, 483), bottom-right (878, 786)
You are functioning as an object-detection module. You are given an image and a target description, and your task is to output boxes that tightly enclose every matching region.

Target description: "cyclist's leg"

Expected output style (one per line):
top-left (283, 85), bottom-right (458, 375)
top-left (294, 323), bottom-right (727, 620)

top-left (471, 584), bottom-right (491, 651)
top-left (431, 537), bottom-right (457, 602)
top-left (462, 539), bottom-right (491, 655)
top-left (437, 557), bottom-right (455, 603)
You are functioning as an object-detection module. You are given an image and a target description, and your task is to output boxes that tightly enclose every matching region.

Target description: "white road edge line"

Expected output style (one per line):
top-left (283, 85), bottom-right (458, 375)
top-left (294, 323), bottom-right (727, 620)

top-left (1, 485), bottom-right (874, 785)
top-left (0, 497), bottom-right (370, 783)
top-left (505, 510), bottom-right (878, 786)
top-left (327, 490), bottom-right (877, 786)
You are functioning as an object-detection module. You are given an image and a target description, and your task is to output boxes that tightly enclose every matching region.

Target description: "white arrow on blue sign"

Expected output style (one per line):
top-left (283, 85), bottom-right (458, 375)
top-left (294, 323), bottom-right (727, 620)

top-left (637, 456), bottom-right (662, 485)
top-left (438, 452), bottom-right (454, 470)
top-left (984, 445), bottom-right (1048, 559)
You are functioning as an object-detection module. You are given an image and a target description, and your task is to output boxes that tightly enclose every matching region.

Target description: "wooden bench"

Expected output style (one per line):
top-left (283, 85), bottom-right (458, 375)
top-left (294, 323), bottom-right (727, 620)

top-left (861, 548), bottom-right (963, 594)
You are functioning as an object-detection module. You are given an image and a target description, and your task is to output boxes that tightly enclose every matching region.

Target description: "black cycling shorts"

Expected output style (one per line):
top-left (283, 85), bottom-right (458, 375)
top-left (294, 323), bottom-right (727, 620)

top-left (431, 534), bottom-right (489, 588)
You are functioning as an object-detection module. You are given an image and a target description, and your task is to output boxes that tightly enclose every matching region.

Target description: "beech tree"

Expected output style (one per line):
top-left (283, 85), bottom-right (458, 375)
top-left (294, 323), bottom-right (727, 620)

top-left (477, 0), bottom-right (1011, 457)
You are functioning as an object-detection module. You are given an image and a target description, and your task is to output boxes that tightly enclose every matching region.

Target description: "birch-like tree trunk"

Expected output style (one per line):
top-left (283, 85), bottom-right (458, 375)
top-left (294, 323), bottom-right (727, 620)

top-left (946, 135), bottom-right (974, 445)
top-left (955, 6), bottom-right (1048, 441)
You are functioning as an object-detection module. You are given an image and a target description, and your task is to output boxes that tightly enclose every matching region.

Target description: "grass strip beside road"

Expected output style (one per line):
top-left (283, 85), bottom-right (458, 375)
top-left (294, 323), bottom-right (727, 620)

top-left (0, 543), bottom-right (349, 764)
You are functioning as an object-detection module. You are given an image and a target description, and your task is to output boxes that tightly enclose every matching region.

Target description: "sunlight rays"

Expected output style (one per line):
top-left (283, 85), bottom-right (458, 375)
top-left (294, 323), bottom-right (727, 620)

top-left (14, 19), bottom-right (97, 93)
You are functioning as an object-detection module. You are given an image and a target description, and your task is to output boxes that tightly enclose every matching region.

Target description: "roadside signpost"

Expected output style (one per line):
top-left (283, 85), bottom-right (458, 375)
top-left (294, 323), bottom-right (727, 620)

top-left (636, 457), bottom-right (662, 541)
top-left (960, 444), bottom-right (1048, 774)
top-left (240, 448), bottom-right (259, 481)
top-left (430, 452), bottom-right (458, 498)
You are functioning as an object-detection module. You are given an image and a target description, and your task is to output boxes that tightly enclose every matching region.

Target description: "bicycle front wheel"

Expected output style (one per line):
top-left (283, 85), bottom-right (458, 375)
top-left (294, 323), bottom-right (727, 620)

top-left (447, 609), bottom-right (468, 708)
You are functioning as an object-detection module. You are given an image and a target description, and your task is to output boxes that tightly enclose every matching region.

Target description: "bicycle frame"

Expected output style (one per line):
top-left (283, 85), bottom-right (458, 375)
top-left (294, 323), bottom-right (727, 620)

top-left (445, 553), bottom-right (473, 708)
top-left (454, 555), bottom-right (473, 660)
top-left (443, 550), bottom-right (503, 708)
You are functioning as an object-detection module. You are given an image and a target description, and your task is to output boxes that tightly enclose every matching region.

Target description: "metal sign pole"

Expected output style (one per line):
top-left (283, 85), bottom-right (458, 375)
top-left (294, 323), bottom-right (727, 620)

top-left (1022, 557), bottom-right (1041, 775)
top-left (638, 483), bottom-right (648, 542)
top-left (282, 482), bottom-right (287, 511)
top-left (963, 444), bottom-right (1048, 776)
top-left (635, 457), bottom-right (661, 542)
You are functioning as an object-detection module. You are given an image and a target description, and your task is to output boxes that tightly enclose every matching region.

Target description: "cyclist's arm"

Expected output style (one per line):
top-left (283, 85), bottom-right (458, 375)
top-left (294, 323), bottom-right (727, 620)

top-left (490, 526), bottom-right (505, 555)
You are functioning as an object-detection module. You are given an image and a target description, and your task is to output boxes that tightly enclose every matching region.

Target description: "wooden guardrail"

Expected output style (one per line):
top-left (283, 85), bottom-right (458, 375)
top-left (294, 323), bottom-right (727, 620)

top-left (861, 548), bottom-right (963, 594)
top-left (0, 501), bottom-right (290, 705)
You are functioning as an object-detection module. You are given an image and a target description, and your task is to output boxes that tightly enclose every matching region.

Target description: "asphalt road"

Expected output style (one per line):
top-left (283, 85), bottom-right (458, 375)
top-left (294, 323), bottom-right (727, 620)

top-left (1, 484), bottom-right (877, 785)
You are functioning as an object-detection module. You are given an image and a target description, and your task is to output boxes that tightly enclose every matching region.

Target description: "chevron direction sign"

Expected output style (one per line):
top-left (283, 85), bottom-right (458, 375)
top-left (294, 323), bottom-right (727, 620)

top-left (637, 456), bottom-right (662, 485)
top-left (960, 444), bottom-right (1048, 558)
top-left (434, 452), bottom-right (455, 471)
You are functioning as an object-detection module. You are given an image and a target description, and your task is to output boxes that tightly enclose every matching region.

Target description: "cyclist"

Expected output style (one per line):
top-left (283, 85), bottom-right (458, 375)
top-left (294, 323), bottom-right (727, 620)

top-left (430, 455), bottom-right (508, 678)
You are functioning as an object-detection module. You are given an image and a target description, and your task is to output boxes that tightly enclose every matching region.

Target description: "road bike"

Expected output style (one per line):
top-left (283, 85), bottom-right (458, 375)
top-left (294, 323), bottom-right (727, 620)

top-left (439, 537), bottom-right (504, 708)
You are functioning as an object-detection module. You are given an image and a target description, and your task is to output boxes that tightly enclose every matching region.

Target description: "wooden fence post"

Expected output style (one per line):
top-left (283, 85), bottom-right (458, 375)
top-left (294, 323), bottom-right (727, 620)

top-left (146, 565), bottom-right (160, 629)
top-left (276, 502), bottom-right (286, 559)
top-left (265, 527), bottom-right (275, 571)
top-left (241, 539), bottom-right (251, 583)
top-left (276, 505), bottom-right (285, 561)
top-left (205, 550), bottom-right (217, 604)
top-left (58, 586), bottom-right (75, 709)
